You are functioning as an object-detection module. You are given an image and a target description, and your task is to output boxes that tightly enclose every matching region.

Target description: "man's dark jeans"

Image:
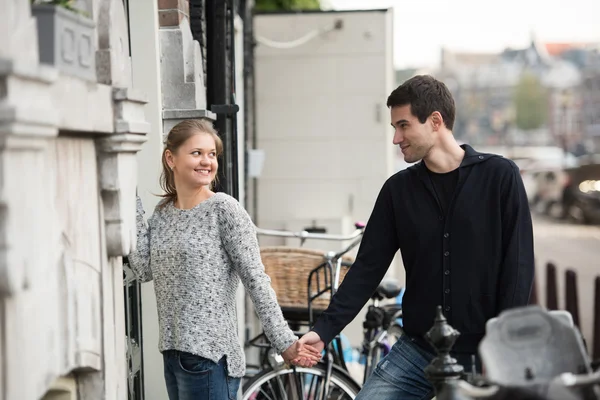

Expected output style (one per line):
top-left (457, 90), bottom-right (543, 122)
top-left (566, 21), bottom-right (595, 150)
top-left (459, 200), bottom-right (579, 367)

top-left (355, 335), bottom-right (481, 400)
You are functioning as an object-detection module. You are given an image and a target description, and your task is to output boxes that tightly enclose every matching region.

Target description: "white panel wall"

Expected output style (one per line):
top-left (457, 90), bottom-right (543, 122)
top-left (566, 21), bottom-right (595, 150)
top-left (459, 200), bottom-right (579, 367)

top-left (254, 9), bottom-right (398, 349)
top-left (128, 1), bottom-right (167, 399)
top-left (255, 9), bottom-right (395, 229)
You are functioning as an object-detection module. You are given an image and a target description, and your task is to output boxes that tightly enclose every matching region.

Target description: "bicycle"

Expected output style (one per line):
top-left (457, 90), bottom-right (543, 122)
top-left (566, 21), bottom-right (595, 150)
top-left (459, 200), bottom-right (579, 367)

top-left (359, 279), bottom-right (404, 383)
top-left (424, 305), bottom-right (600, 400)
top-left (241, 222), bottom-right (405, 399)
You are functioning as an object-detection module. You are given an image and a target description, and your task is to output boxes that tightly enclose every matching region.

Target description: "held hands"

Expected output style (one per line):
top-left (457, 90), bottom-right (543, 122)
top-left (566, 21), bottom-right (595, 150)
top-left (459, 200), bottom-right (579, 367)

top-left (282, 339), bottom-right (322, 367)
top-left (292, 331), bottom-right (325, 368)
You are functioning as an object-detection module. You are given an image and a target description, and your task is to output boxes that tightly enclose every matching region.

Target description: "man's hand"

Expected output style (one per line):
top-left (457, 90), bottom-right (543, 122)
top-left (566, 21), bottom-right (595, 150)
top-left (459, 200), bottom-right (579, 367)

top-left (292, 331), bottom-right (325, 367)
top-left (281, 340), bottom-right (321, 366)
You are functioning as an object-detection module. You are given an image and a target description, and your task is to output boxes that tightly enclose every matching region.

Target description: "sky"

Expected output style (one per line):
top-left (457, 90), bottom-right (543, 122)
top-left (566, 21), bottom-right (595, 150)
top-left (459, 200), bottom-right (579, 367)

top-left (324, 0), bottom-right (600, 69)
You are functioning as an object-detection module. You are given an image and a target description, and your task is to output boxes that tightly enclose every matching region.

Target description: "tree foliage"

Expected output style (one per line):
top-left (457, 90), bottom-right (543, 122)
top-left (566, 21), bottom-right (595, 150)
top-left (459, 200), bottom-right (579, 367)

top-left (513, 72), bottom-right (548, 130)
top-left (255, 0), bottom-right (321, 11)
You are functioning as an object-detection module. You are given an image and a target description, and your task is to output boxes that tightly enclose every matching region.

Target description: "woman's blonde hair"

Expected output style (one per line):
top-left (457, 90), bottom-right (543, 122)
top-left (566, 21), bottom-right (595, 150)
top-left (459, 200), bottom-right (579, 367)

top-left (159, 119), bottom-right (223, 206)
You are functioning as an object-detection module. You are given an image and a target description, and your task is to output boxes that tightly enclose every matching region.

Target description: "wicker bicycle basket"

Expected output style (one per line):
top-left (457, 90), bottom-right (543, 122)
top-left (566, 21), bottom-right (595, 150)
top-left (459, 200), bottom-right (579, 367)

top-left (260, 246), bottom-right (353, 312)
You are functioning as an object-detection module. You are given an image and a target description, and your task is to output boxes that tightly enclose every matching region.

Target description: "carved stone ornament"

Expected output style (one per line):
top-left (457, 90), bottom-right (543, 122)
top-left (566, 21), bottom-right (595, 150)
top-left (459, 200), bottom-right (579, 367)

top-left (96, 88), bottom-right (149, 257)
top-left (31, 4), bottom-right (97, 81)
top-left (0, 58), bottom-right (58, 297)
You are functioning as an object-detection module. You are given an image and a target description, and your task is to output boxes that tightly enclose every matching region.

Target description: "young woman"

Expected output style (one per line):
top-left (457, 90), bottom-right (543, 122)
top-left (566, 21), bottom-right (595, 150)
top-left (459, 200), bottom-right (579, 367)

top-left (129, 119), bottom-right (320, 400)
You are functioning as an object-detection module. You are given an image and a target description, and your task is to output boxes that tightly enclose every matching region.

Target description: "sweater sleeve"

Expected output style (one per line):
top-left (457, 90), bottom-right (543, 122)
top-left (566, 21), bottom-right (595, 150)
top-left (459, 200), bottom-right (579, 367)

top-left (219, 199), bottom-right (297, 354)
top-left (127, 195), bottom-right (154, 283)
top-left (496, 162), bottom-right (535, 312)
top-left (312, 179), bottom-right (399, 345)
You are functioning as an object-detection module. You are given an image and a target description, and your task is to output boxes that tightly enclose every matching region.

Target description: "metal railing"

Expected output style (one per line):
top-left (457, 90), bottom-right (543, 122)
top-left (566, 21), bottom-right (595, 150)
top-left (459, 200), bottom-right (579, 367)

top-left (531, 262), bottom-right (600, 360)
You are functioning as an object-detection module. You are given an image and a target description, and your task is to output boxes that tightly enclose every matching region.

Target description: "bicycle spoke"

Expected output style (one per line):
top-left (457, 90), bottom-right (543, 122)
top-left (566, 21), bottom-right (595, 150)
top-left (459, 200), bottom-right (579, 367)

top-left (254, 384), bottom-right (275, 400)
top-left (284, 370), bottom-right (301, 400)
top-left (308, 373), bottom-right (318, 398)
top-left (294, 371), bottom-right (306, 399)
top-left (257, 388), bottom-right (275, 400)
top-left (316, 374), bottom-right (325, 400)
top-left (242, 366), bottom-right (360, 400)
top-left (264, 378), bottom-right (277, 400)
top-left (274, 372), bottom-right (289, 400)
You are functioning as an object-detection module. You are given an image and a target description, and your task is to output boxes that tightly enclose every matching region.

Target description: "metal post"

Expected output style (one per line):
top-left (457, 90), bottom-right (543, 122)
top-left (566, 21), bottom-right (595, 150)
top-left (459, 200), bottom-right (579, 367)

top-left (565, 269), bottom-right (580, 328)
top-left (593, 276), bottom-right (600, 360)
top-left (205, 0), bottom-right (239, 198)
top-left (239, 0), bottom-right (257, 218)
top-left (123, 257), bottom-right (145, 400)
top-left (529, 267), bottom-right (538, 305)
top-left (424, 306), bottom-right (465, 397)
top-left (546, 262), bottom-right (558, 310)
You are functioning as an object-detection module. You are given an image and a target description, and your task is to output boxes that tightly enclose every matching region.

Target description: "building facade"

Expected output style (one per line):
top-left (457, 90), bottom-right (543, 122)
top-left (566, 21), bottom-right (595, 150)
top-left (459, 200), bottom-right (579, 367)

top-left (1, 0), bottom-right (250, 399)
top-left (1, 0), bottom-right (149, 398)
top-left (437, 37), bottom-right (584, 149)
top-left (581, 47), bottom-right (600, 152)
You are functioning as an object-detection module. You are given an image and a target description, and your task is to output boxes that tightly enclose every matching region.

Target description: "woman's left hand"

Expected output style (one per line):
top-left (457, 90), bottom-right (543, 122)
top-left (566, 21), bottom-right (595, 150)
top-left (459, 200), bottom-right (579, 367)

top-left (281, 340), bottom-right (322, 366)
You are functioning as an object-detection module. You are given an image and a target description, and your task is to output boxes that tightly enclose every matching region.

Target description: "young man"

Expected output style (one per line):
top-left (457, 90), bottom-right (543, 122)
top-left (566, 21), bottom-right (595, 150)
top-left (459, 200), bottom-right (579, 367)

top-left (295, 75), bottom-right (535, 399)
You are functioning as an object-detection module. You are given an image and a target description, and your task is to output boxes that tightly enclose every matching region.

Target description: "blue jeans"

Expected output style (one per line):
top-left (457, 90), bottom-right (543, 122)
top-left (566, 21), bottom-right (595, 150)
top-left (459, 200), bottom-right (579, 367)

top-left (163, 350), bottom-right (240, 400)
top-left (355, 335), bottom-right (480, 400)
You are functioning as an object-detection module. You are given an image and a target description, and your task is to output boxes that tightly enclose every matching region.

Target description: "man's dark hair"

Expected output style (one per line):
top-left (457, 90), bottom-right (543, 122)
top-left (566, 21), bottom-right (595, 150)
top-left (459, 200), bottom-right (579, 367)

top-left (386, 75), bottom-right (456, 130)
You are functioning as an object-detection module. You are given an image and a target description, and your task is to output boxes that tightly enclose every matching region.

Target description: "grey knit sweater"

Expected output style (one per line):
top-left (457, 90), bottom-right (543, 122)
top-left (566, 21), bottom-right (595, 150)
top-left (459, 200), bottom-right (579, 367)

top-left (128, 193), bottom-right (297, 377)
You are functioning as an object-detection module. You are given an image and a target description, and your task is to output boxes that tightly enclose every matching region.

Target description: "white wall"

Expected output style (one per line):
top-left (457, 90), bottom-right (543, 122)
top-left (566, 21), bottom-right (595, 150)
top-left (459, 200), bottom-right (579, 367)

top-left (254, 9), bottom-right (399, 348)
top-left (128, 1), bottom-right (167, 399)
top-left (255, 10), bottom-right (395, 234)
top-left (234, 13), bottom-right (248, 356)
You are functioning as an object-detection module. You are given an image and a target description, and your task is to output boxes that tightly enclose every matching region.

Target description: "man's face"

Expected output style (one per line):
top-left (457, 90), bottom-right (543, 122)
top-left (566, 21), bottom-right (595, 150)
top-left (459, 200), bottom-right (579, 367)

top-left (390, 105), bottom-right (436, 163)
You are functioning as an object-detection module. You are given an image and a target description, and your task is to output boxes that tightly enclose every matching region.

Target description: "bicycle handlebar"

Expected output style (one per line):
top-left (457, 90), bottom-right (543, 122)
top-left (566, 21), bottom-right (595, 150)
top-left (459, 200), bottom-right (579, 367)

top-left (454, 368), bottom-right (600, 399)
top-left (455, 381), bottom-right (499, 398)
top-left (556, 369), bottom-right (600, 388)
top-left (255, 226), bottom-right (365, 241)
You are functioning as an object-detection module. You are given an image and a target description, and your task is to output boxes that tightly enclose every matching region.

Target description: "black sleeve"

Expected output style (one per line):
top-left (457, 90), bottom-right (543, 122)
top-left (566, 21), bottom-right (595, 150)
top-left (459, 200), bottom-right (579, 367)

top-left (312, 180), bottom-right (400, 345)
top-left (496, 162), bottom-right (535, 313)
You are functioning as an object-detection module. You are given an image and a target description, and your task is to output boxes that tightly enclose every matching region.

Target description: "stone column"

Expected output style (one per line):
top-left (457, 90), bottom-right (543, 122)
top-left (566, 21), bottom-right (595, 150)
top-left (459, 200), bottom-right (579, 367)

top-left (0, 2), bottom-right (60, 399)
top-left (158, 0), bottom-right (210, 134)
top-left (158, 0), bottom-right (190, 28)
top-left (128, 0), bottom-right (167, 396)
top-left (95, 1), bottom-right (150, 399)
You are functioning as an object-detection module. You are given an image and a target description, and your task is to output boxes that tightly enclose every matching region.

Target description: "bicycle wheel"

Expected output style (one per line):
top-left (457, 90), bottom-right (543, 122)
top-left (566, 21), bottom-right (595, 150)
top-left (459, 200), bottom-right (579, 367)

top-left (241, 363), bottom-right (361, 400)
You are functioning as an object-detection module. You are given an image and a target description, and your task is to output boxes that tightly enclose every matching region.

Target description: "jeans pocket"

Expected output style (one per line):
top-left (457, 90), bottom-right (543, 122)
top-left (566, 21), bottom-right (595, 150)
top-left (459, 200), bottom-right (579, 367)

top-left (227, 376), bottom-right (241, 400)
top-left (377, 337), bottom-right (431, 382)
top-left (178, 352), bottom-right (213, 374)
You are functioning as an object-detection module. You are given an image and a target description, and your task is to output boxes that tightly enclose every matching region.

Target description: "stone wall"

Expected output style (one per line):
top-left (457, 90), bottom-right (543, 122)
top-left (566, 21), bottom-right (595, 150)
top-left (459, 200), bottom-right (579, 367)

top-left (0, 0), bottom-right (149, 399)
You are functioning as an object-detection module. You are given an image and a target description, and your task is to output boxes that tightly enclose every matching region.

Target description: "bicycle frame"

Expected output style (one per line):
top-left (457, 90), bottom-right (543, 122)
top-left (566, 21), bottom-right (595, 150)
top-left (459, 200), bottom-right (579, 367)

top-left (361, 329), bottom-right (384, 383)
top-left (360, 296), bottom-right (400, 383)
top-left (306, 234), bottom-right (363, 328)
